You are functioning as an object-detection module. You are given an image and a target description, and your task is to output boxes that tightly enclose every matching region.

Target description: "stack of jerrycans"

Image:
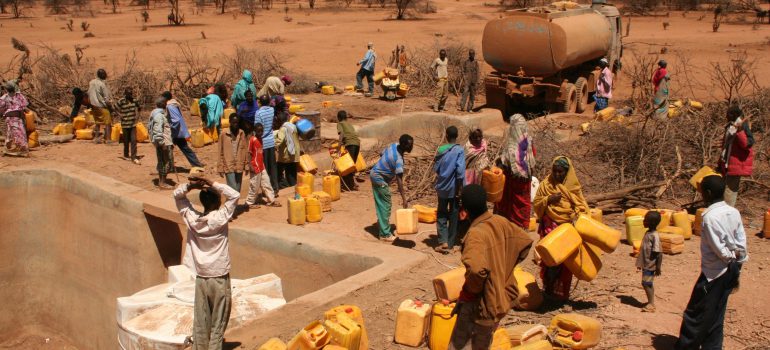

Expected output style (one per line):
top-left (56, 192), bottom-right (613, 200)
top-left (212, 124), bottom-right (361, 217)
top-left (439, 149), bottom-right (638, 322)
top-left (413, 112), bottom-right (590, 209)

top-left (324, 305), bottom-right (368, 350)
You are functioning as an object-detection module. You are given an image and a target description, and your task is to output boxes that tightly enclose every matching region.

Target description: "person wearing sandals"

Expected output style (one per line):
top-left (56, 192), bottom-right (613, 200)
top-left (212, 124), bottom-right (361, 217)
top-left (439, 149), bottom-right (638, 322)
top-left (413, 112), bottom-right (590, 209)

top-left (246, 123), bottom-right (281, 208)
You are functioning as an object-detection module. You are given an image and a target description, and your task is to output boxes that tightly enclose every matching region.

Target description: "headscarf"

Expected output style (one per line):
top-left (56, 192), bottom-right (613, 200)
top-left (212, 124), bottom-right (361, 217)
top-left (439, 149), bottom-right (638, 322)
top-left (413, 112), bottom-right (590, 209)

top-left (231, 70), bottom-right (256, 108)
top-left (500, 114), bottom-right (535, 179)
top-left (258, 76), bottom-right (285, 97)
top-left (533, 156), bottom-right (589, 224)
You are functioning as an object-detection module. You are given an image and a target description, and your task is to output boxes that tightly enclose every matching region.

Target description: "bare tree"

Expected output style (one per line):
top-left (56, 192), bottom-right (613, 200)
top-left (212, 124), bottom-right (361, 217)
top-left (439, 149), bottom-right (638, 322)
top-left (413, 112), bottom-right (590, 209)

top-left (395, 0), bottom-right (411, 19)
top-left (44, 0), bottom-right (68, 14)
top-left (219, 0), bottom-right (226, 13)
top-left (7, 0), bottom-right (34, 17)
top-left (111, 0), bottom-right (118, 13)
top-left (168, 0), bottom-right (184, 25)
top-left (709, 53), bottom-right (760, 103)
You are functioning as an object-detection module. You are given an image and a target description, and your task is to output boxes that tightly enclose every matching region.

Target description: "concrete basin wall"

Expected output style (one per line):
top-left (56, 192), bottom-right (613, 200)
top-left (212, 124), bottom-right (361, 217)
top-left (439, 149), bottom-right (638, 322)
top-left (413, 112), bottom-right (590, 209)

top-left (0, 166), bottom-right (425, 349)
top-left (0, 169), bottom-right (169, 349)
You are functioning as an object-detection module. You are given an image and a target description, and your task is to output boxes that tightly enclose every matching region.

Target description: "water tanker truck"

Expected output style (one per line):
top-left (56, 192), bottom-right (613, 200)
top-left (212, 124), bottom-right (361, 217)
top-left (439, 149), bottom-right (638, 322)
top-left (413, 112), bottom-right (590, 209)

top-left (482, 0), bottom-right (622, 117)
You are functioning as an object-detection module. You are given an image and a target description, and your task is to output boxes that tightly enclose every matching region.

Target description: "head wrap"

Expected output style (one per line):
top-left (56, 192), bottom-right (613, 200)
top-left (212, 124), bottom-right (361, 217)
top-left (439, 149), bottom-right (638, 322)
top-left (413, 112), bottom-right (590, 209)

top-left (501, 114), bottom-right (535, 179)
top-left (280, 75), bottom-right (293, 86)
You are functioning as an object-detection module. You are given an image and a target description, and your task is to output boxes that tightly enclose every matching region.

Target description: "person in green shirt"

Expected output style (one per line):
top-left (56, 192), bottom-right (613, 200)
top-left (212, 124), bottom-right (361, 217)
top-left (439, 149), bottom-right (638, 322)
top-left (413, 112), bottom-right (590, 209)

top-left (337, 110), bottom-right (361, 191)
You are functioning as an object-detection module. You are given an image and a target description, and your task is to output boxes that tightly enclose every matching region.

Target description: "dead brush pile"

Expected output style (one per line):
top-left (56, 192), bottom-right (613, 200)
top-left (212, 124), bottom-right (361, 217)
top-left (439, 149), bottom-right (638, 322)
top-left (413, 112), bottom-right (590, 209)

top-left (532, 97), bottom-right (769, 215)
top-left (7, 40), bottom-right (314, 126)
top-left (400, 39), bottom-right (479, 98)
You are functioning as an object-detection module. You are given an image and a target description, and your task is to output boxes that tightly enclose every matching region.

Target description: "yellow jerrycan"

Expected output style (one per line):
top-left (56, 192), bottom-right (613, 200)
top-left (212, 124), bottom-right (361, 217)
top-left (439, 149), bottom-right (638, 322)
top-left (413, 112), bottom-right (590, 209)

top-left (574, 215), bottom-right (620, 253)
top-left (323, 175), bottom-right (341, 201)
top-left (672, 211), bottom-right (693, 240)
top-left (490, 328), bottom-right (512, 350)
top-left (432, 267), bottom-right (466, 302)
top-left (506, 324), bottom-right (548, 346)
top-left (394, 299), bottom-right (430, 347)
top-left (429, 300), bottom-right (457, 350)
top-left (287, 320), bottom-right (330, 350)
top-left (563, 242), bottom-right (603, 282)
top-left (625, 216), bottom-right (647, 246)
top-left (324, 312), bottom-right (362, 350)
top-left (512, 267), bottom-right (542, 311)
top-left (324, 305), bottom-right (368, 350)
top-left (535, 223), bottom-right (582, 267)
top-left (300, 154), bottom-right (318, 173)
top-left (298, 172), bottom-right (315, 193)
top-left (481, 167), bottom-right (505, 203)
top-left (414, 204), bottom-right (438, 224)
top-left (288, 197), bottom-right (306, 225)
top-left (624, 208), bottom-right (648, 218)
top-left (396, 209), bottom-right (419, 235)
top-left (511, 339), bottom-right (552, 350)
top-left (549, 313), bottom-right (601, 350)
top-left (305, 197), bottom-right (322, 223)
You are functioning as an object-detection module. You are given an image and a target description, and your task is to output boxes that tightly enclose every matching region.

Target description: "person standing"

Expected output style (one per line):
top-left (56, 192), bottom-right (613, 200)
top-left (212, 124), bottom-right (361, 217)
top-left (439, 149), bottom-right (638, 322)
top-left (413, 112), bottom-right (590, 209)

top-left (217, 113), bottom-right (250, 194)
top-left (230, 70), bottom-right (257, 109)
top-left (163, 91), bottom-right (204, 168)
top-left (148, 98), bottom-right (173, 189)
top-left (116, 87), bottom-right (140, 165)
top-left (464, 129), bottom-right (488, 186)
top-left (433, 126), bottom-right (465, 253)
top-left (532, 156), bottom-right (589, 300)
top-left (0, 80), bottom-right (29, 157)
top-left (174, 176), bottom-right (238, 350)
top-left (594, 58), bottom-right (613, 112)
top-left (199, 88), bottom-right (224, 134)
top-left (652, 59), bottom-right (668, 93)
top-left (370, 134), bottom-right (413, 242)
top-left (236, 90), bottom-right (258, 126)
top-left (431, 49), bottom-right (449, 112)
top-left (448, 185), bottom-right (533, 350)
top-left (459, 49), bottom-right (479, 113)
top-left (675, 175), bottom-right (748, 350)
top-left (88, 68), bottom-right (114, 144)
top-left (337, 110), bottom-right (361, 191)
top-left (246, 123), bottom-right (280, 208)
top-left (275, 112), bottom-right (301, 189)
top-left (256, 94), bottom-right (279, 195)
top-left (637, 211), bottom-right (663, 313)
top-left (356, 42), bottom-right (377, 97)
top-left (718, 105), bottom-right (754, 207)
top-left (494, 114), bottom-right (536, 230)
top-left (652, 73), bottom-right (671, 121)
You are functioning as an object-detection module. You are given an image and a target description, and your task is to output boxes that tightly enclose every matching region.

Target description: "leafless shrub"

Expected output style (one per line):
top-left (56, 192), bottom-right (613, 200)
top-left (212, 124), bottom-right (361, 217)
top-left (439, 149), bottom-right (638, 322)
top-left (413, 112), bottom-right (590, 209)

top-left (708, 52), bottom-right (760, 104)
top-left (400, 39), bottom-right (476, 97)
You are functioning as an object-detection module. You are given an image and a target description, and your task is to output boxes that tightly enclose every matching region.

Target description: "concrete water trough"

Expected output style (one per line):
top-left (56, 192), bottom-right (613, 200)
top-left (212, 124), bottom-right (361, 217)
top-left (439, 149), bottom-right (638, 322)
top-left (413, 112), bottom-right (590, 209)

top-left (0, 165), bottom-right (425, 349)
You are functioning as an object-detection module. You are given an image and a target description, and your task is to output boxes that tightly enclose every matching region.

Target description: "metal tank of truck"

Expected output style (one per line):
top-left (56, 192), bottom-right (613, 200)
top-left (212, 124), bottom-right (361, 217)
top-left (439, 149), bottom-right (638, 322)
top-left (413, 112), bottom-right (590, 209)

top-left (482, 0), bottom-right (622, 116)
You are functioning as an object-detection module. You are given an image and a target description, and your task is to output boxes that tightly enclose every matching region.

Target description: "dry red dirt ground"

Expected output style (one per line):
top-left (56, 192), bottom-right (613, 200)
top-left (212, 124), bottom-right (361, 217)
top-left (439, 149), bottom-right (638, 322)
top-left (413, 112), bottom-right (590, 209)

top-left (2, 1), bottom-right (770, 349)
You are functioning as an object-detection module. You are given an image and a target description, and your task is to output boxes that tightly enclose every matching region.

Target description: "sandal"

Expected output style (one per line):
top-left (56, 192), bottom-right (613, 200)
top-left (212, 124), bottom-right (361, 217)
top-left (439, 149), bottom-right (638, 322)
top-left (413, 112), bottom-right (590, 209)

top-left (268, 202), bottom-right (282, 207)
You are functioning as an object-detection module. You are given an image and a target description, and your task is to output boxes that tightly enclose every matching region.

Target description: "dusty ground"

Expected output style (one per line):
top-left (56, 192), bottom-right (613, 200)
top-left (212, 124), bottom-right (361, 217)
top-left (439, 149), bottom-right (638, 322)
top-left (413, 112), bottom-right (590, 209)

top-left (2, 1), bottom-right (770, 349)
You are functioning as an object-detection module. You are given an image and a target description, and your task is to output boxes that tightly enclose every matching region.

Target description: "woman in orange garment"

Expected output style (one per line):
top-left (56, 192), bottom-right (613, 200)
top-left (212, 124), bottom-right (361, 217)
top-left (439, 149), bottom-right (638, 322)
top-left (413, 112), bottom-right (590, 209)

top-left (532, 156), bottom-right (589, 300)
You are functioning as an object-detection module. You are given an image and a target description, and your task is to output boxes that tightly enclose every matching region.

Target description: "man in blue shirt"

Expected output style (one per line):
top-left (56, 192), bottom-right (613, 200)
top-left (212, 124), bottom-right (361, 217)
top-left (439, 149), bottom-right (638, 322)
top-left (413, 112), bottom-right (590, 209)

top-left (433, 126), bottom-right (465, 253)
top-left (676, 175), bottom-right (748, 350)
top-left (162, 91), bottom-right (203, 168)
top-left (256, 94), bottom-right (279, 195)
top-left (356, 42), bottom-right (377, 97)
top-left (370, 134), bottom-right (413, 242)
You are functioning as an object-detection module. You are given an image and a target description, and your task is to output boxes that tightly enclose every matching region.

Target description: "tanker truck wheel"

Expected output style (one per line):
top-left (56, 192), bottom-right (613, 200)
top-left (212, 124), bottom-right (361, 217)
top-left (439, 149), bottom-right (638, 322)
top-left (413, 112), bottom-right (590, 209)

top-left (574, 77), bottom-right (589, 113)
top-left (559, 83), bottom-right (578, 114)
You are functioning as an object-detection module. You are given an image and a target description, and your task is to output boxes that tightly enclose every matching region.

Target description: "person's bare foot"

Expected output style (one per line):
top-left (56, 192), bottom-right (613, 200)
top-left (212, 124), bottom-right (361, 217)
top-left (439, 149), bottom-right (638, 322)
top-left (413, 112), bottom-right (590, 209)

top-left (380, 235), bottom-right (397, 242)
top-left (642, 304), bottom-right (656, 313)
top-left (268, 202), bottom-right (282, 207)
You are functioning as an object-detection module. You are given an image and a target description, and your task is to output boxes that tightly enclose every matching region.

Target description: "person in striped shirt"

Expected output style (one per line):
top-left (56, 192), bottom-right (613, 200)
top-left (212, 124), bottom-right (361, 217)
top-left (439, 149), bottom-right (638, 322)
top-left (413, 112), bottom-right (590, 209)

top-left (256, 94), bottom-right (279, 195)
top-left (116, 87), bottom-right (140, 164)
top-left (370, 134), bottom-right (413, 242)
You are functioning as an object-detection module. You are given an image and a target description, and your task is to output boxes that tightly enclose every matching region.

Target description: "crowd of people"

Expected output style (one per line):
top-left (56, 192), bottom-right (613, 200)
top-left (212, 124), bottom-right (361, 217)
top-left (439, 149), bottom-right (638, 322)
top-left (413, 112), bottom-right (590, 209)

top-left (0, 55), bottom-right (755, 350)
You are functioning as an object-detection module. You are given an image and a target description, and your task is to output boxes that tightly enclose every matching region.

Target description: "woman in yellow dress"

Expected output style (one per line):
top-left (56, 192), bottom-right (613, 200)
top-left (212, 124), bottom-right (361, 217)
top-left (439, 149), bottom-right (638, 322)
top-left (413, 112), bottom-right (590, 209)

top-left (533, 156), bottom-right (589, 300)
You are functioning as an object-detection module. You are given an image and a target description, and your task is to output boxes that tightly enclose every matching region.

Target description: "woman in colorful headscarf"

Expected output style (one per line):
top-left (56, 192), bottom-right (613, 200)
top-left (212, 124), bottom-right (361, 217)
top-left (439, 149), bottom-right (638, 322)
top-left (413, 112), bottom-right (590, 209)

top-left (494, 114), bottom-right (535, 229)
top-left (463, 128), bottom-right (488, 185)
top-left (0, 80), bottom-right (30, 157)
top-left (532, 156), bottom-right (589, 300)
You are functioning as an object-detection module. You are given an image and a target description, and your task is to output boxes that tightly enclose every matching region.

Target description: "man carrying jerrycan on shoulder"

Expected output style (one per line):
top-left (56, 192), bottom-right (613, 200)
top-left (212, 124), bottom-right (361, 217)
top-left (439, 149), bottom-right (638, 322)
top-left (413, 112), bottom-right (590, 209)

top-left (448, 185), bottom-right (533, 350)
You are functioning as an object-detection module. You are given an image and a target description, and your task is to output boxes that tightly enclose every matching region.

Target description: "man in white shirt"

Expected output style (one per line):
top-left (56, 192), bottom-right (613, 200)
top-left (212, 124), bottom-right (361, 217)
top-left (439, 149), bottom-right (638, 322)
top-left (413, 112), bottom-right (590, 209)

top-left (676, 175), bottom-right (748, 350)
top-left (174, 177), bottom-right (240, 350)
top-left (431, 49), bottom-right (449, 112)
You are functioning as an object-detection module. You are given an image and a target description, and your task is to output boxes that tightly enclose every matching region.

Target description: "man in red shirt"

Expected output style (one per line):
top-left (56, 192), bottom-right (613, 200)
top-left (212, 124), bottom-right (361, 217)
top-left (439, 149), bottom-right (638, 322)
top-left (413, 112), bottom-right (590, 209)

top-left (652, 60), bottom-right (668, 93)
top-left (246, 123), bottom-right (281, 208)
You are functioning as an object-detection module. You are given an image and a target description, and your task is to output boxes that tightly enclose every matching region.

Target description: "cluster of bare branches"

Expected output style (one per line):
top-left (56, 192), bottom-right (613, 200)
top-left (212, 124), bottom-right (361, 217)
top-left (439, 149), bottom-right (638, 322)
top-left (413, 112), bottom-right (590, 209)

top-left (400, 39), bottom-right (478, 98)
top-left (5, 39), bottom-right (313, 124)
